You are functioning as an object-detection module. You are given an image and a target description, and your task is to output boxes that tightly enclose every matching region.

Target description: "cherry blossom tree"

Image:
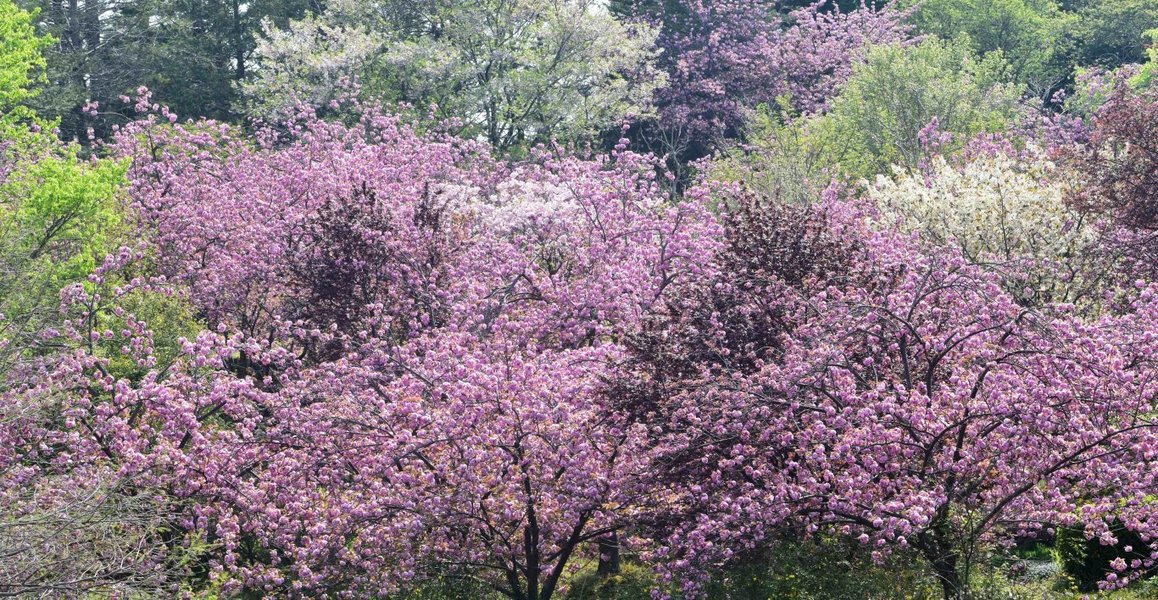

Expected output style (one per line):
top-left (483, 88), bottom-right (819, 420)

top-left (68, 105), bottom-right (722, 598)
top-left (614, 183), bottom-right (1158, 598)
top-left (116, 102), bottom-right (492, 352)
top-left (5, 82), bottom-right (1157, 600)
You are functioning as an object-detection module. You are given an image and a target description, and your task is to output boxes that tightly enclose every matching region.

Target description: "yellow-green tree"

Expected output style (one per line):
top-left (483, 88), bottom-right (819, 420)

top-left (811, 38), bottom-right (1024, 180)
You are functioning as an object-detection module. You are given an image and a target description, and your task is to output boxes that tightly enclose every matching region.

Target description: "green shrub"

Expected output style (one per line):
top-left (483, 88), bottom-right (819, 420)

top-left (710, 100), bottom-right (833, 207)
top-left (564, 562), bottom-right (658, 600)
top-left (0, 0), bottom-right (51, 135)
top-left (702, 537), bottom-right (938, 600)
top-left (813, 38), bottom-right (1024, 180)
top-left (392, 577), bottom-right (502, 600)
top-left (1133, 29), bottom-right (1158, 89)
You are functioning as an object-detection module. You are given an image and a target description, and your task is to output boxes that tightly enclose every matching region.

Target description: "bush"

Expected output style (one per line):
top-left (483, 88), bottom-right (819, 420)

top-left (564, 562), bottom-right (658, 600)
top-left (701, 537), bottom-right (938, 600)
top-left (813, 37), bottom-right (1024, 179)
top-left (391, 577), bottom-right (503, 600)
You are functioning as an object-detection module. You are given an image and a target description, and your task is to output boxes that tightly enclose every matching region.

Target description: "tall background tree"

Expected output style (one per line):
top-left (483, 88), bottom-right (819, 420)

top-left (240, 0), bottom-right (665, 153)
top-left (899, 0), bottom-right (1075, 97)
top-left (609, 0), bottom-right (911, 166)
top-left (15, 0), bottom-right (316, 141)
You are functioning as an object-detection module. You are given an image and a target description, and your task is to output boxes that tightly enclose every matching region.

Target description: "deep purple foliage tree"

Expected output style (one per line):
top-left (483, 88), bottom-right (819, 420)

top-left (1065, 87), bottom-right (1158, 284)
top-left (614, 0), bottom-right (909, 158)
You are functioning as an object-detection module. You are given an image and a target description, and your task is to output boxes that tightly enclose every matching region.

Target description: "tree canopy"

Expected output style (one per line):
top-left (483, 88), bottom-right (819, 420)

top-left (2, 0), bottom-right (1158, 598)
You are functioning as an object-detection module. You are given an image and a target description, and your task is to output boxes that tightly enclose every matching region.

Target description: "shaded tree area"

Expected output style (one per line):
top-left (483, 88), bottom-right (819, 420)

top-left (15, 0), bottom-right (318, 141)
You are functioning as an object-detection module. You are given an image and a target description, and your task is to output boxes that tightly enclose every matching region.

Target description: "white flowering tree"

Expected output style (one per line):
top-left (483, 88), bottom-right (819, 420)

top-left (867, 148), bottom-right (1103, 306)
top-left (240, 17), bottom-right (384, 120)
top-left (241, 0), bottom-right (664, 151)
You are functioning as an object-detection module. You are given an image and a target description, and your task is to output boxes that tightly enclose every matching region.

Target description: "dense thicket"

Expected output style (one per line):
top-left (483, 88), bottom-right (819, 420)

top-left (3, 0), bottom-right (1158, 599)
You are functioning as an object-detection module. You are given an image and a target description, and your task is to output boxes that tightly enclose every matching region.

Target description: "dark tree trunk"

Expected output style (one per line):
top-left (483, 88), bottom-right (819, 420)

top-left (932, 552), bottom-right (962, 600)
top-left (50, 0), bottom-right (65, 26)
top-left (597, 533), bottom-right (621, 576)
top-left (232, 0), bottom-right (245, 80)
top-left (82, 0), bottom-right (99, 52)
top-left (66, 0), bottom-right (80, 47)
top-left (63, 0), bottom-right (86, 142)
top-left (918, 529), bottom-right (963, 600)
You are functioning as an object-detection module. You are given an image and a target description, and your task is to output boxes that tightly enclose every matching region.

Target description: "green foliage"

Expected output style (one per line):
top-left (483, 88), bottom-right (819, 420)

top-left (564, 563), bottom-right (659, 600)
top-left (710, 100), bottom-right (833, 206)
top-left (0, 0), bottom-right (51, 136)
top-left (701, 538), bottom-right (938, 600)
top-left (1133, 29), bottom-right (1158, 89)
top-left (390, 577), bottom-right (502, 600)
top-left (902, 0), bottom-right (1075, 95)
top-left (1065, 0), bottom-right (1158, 70)
top-left (0, 0), bottom-right (48, 108)
top-left (3, 154), bottom-right (126, 277)
top-left (0, 147), bottom-right (128, 375)
top-left (812, 38), bottom-right (1024, 180)
top-left (97, 290), bottom-right (202, 381)
top-left (608, 0), bottom-right (689, 21)
top-left (0, 147), bottom-right (127, 281)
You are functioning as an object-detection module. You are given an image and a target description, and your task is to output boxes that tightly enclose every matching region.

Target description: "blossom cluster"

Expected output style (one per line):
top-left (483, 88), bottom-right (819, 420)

top-left (3, 92), bottom-right (1156, 599)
